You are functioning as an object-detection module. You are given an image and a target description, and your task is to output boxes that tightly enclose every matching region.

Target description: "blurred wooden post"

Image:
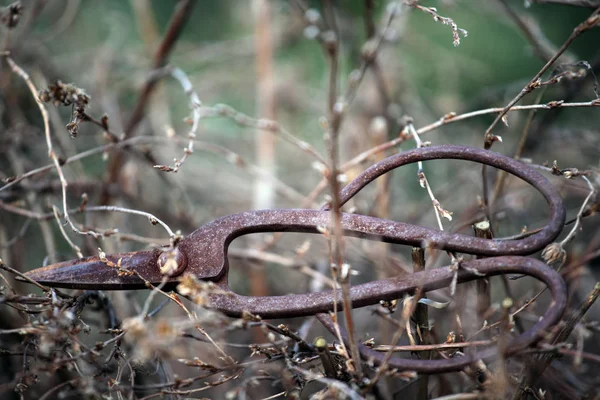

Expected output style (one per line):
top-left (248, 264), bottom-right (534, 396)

top-left (250, 0), bottom-right (276, 299)
top-left (131, 0), bottom-right (171, 134)
top-left (369, 116), bottom-right (393, 346)
top-left (454, 220), bottom-right (493, 342)
top-left (473, 220), bottom-right (492, 319)
top-left (413, 247), bottom-right (432, 400)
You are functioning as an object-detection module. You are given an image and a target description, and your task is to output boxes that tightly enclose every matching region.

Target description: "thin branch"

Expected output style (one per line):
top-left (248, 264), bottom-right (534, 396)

top-left (3, 55), bottom-right (86, 242)
top-left (340, 99), bottom-right (600, 173)
top-left (560, 175), bottom-right (595, 246)
top-left (51, 205), bottom-right (83, 258)
top-left (85, 206), bottom-right (176, 240)
top-left (483, 8), bottom-right (600, 149)
top-left (404, 1), bottom-right (468, 47)
top-left (490, 87), bottom-right (549, 207)
top-left (513, 282), bottom-right (600, 400)
top-left (153, 67), bottom-right (201, 173)
top-left (204, 103), bottom-right (328, 166)
top-left (1, 135), bottom-right (311, 205)
top-left (372, 339), bottom-right (494, 352)
top-left (408, 124), bottom-right (453, 231)
top-left (0, 259), bottom-right (50, 293)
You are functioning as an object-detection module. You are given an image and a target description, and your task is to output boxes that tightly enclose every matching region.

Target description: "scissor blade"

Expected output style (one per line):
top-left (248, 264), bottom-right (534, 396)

top-left (23, 249), bottom-right (172, 290)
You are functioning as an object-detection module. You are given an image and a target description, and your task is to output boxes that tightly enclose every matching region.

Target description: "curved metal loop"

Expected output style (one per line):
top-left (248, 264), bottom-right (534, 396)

top-left (315, 256), bottom-right (566, 373)
top-left (330, 144), bottom-right (565, 255)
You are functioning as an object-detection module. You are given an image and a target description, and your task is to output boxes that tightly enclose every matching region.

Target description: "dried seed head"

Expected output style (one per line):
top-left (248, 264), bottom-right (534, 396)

top-left (542, 242), bottom-right (567, 268)
top-left (38, 80), bottom-right (90, 108)
top-left (340, 263), bottom-right (351, 281)
top-left (502, 297), bottom-right (513, 309)
top-left (158, 248), bottom-right (187, 277)
top-left (313, 336), bottom-right (327, 349)
top-left (122, 316), bottom-right (147, 339)
top-left (361, 39), bottom-right (378, 61)
top-left (380, 299), bottom-right (398, 313)
top-left (363, 338), bottom-right (375, 347)
top-left (303, 25), bottom-right (320, 40)
top-left (304, 8), bottom-right (320, 24)
top-left (369, 116), bottom-right (388, 139)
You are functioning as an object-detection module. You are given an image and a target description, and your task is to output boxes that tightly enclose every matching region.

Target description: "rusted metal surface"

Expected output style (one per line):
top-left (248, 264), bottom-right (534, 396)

top-left (27, 249), bottom-right (161, 289)
top-left (24, 145), bottom-right (568, 373)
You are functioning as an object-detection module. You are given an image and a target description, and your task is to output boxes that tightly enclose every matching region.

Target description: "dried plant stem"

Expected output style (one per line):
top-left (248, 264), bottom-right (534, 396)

top-left (4, 55), bottom-right (89, 245)
top-left (85, 206), bottom-right (176, 239)
top-left (490, 88), bottom-right (549, 207)
top-left (153, 67), bottom-right (202, 173)
top-left (314, 336), bottom-right (338, 378)
top-left (406, 124), bottom-right (453, 242)
top-left (528, 163), bottom-right (596, 249)
top-left (1, 135), bottom-right (310, 205)
top-left (205, 103), bottom-right (328, 166)
top-left (336, 100), bottom-right (600, 180)
top-left (372, 339), bottom-right (494, 352)
top-left (366, 293), bottom-right (419, 389)
top-left (288, 365), bottom-right (364, 400)
top-left (404, 1), bottom-right (468, 47)
top-left (0, 259), bottom-right (50, 293)
top-left (0, 200), bottom-right (166, 244)
top-left (424, 100), bottom-right (599, 137)
top-left (5, 149), bottom-right (58, 264)
top-left (306, 0), bottom-right (362, 379)
top-left (51, 205), bottom-right (82, 258)
top-left (140, 278), bottom-right (169, 318)
top-left (325, 1), bottom-right (363, 380)
top-left (430, 392), bottom-right (483, 400)
top-left (105, 252), bottom-right (232, 364)
top-left (1, 200), bottom-right (176, 248)
top-left (560, 175), bottom-right (595, 246)
top-left (166, 295), bottom-right (233, 365)
top-left (344, 0), bottom-right (401, 106)
top-left (473, 221), bottom-right (492, 322)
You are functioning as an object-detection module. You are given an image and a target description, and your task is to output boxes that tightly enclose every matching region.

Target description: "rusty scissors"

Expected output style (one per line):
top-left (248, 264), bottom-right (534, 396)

top-left (25, 145), bottom-right (567, 373)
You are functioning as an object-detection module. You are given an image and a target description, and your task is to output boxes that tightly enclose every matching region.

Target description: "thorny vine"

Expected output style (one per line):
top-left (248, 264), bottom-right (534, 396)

top-left (1, 1), bottom-right (600, 399)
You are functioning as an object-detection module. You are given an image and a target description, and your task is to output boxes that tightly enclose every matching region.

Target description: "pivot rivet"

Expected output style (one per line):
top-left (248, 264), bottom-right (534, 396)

top-left (158, 248), bottom-right (187, 277)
